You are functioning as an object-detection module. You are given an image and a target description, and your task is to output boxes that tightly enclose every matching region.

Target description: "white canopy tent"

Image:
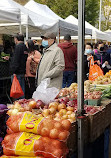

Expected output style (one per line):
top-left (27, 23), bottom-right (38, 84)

top-left (0, 0), bottom-right (60, 38)
top-left (65, 15), bottom-right (111, 42)
top-left (104, 29), bottom-right (111, 36)
top-left (24, 0), bottom-right (92, 36)
top-left (25, 0), bottom-right (63, 21)
top-left (0, 9), bottom-right (20, 23)
top-left (0, 0), bottom-right (80, 39)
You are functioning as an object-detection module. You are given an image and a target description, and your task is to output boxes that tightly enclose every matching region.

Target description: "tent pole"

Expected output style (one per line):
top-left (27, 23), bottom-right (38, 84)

top-left (19, 23), bottom-right (22, 34)
top-left (26, 24), bottom-right (28, 40)
top-left (99, 0), bottom-right (102, 31)
top-left (77, 0), bottom-right (85, 158)
top-left (91, 35), bottom-right (92, 44)
top-left (25, 15), bottom-right (28, 40)
top-left (57, 29), bottom-right (60, 44)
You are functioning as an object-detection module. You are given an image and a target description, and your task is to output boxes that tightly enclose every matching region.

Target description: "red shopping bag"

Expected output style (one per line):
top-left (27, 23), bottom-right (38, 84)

top-left (10, 75), bottom-right (24, 98)
top-left (89, 56), bottom-right (103, 81)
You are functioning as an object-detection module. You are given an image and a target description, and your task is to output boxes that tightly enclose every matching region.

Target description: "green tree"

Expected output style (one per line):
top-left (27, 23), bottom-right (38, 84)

top-left (101, 0), bottom-right (111, 31)
top-left (34, 0), bottom-right (99, 26)
top-left (85, 0), bottom-right (99, 26)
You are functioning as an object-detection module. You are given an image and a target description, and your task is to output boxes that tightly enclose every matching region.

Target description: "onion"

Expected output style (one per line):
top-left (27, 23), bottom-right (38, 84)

top-left (0, 137), bottom-right (3, 143)
top-left (0, 104), bottom-right (8, 115)
top-left (28, 101), bottom-right (36, 109)
top-left (36, 100), bottom-right (45, 109)
top-left (61, 119), bottom-right (71, 131)
top-left (58, 131), bottom-right (68, 140)
top-left (58, 103), bottom-right (66, 111)
top-left (49, 128), bottom-right (59, 139)
top-left (59, 109), bottom-right (67, 116)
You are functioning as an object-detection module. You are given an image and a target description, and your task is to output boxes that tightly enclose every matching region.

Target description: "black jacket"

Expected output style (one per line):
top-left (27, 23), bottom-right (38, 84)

top-left (10, 42), bottom-right (28, 75)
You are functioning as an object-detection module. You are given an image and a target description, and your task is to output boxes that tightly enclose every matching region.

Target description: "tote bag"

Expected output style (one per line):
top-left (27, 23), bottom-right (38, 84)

top-left (89, 56), bottom-right (103, 81)
top-left (10, 75), bottom-right (24, 98)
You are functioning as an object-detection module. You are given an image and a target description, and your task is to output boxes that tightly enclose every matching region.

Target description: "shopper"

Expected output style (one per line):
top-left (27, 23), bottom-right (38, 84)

top-left (84, 43), bottom-right (98, 80)
top-left (106, 46), bottom-right (111, 66)
top-left (58, 34), bottom-right (77, 88)
top-left (10, 34), bottom-right (28, 98)
top-left (36, 32), bottom-right (65, 90)
top-left (25, 40), bottom-right (41, 98)
top-left (95, 41), bottom-right (110, 74)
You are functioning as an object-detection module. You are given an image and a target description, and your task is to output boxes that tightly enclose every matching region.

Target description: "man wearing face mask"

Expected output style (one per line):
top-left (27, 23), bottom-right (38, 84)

top-left (94, 41), bottom-right (110, 74)
top-left (36, 32), bottom-right (65, 89)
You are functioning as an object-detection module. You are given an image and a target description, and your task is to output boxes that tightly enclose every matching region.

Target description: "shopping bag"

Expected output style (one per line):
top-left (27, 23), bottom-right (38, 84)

top-left (32, 78), bottom-right (59, 104)
top-left (89, 56), bottom-right (103, 81)
top-left (10, 75), bottom-right (24, 98)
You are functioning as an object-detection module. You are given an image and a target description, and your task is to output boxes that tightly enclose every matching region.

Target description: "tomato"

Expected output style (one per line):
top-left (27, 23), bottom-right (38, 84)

top-left (49, 128), bottom-right (59, 139)
top-left (61, 119), bottom-right (71, 131)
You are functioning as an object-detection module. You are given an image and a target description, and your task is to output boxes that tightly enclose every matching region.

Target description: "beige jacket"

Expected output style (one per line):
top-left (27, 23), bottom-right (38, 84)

top-left (37, 43), bottom-right (65, 89)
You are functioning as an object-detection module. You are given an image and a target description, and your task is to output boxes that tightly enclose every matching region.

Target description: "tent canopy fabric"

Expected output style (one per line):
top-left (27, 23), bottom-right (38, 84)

top-left (0, 0), bottom-right (91, 37)
top-left (0, 0), bottom-right (59, 36)
top-left (65, 15), bottom-right (111, 42)
top-left (0, 0), bottom-right (20, 23)
top-left (24, 0), bottom-right (63, 20)
top-left (24, 0), bottom-right (92, 36)
top-left (104, 29), bottom-right (111, 36)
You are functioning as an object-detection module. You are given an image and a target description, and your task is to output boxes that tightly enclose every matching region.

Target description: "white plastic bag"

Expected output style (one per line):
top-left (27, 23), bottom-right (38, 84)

top-left (32, 78), bottom-right (59, 104)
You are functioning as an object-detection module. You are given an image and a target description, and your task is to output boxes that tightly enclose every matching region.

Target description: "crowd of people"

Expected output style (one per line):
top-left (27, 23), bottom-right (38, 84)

top-left (1, 33), bottom-right (111, 100)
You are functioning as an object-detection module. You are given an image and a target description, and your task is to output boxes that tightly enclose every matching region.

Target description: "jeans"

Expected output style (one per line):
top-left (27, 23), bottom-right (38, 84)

top-left (11, 74), bottom-right (25, 99)
top-left (62, 71), bottom-right (75, 88)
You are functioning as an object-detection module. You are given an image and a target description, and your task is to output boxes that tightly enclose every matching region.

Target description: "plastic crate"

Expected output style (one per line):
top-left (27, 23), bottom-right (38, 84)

top-left (87, 98), bottom-right (101, 106)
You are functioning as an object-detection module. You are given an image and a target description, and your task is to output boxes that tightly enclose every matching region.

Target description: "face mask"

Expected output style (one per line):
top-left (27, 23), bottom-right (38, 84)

top-left (85, 49), bottom-right (93, 54)
top-left (42, 40), bottom-right (48, 48)
top-left (100, 46), bottom-right (104, 51)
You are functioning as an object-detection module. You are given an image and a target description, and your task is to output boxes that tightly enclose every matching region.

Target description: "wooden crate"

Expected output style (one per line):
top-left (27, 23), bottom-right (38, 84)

top-left (67, 116), bottom-right (89, 153)
top-left (67, 121), bottom-right (77, 153)
top-left (104, 103), bottom-right (111, 128)
top-left (88, 110), bottom-right (103, 142)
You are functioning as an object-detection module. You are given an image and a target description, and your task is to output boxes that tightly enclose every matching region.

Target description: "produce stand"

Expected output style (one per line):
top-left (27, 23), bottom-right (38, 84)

top-left (0, 70), bottom-right (111, 158)
top-left (68, 99), bottom-right (111, 158)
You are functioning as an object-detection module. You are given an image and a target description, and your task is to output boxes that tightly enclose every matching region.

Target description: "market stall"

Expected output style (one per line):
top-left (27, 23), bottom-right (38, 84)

top-left (0, 71), bottom-right (111, 158)
top-left (24, 0), bottom-right (92, 37)
top-left (65, 15), bottom-right (111, 42)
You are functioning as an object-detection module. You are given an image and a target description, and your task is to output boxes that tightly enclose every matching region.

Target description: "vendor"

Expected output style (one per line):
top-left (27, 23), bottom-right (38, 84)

top-left (36, 32), bottom-right (65, 90)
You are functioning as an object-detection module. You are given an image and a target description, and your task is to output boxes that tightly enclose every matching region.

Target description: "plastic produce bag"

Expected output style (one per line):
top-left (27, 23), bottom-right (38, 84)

top-left (89, 56), bottom-right (103, 81)
top-left (6, 112), bottom-right (71, 141)
top-left (2, 132), bottom-right (68, 158)
top-left (0, 156), bottom-right (44, 158)
top-left (10, 75), bottom-right (24, 99)
top-left (32, 78), bottom-right (59, 105)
